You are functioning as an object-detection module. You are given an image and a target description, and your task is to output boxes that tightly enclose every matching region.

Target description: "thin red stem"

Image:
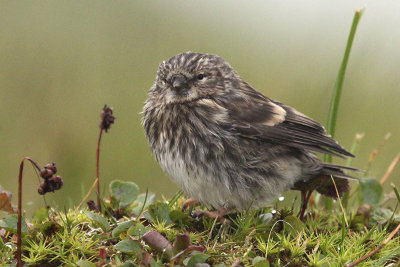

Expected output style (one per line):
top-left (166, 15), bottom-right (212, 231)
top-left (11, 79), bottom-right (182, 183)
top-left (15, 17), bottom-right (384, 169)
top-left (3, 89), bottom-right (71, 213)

top-left (17, 160), bottom-right (23, 267)
top-left (17, 157), bottom-right (41, 267)
top-left (96, 129), bottom-right (103, 212)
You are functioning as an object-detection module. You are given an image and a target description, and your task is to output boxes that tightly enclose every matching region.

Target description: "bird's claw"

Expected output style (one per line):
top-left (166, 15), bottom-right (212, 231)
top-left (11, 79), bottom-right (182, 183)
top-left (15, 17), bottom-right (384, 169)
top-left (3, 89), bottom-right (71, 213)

top-left (191, 208), bottom-right (230, 224)
top-left (182, 198), bottom-right (201, 212)
top-left (191, 209), bottom-right (206, 219)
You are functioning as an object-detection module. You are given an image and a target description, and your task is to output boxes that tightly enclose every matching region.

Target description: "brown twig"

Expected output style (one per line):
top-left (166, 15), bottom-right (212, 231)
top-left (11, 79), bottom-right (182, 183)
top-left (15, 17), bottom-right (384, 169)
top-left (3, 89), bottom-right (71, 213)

top-left (345, 221), bottom-right (400, 267)
top-left (365, 132), bottom-right (391, 172)
top-left (380, 152), bottom-right (400, 185)
top-left (330, 176), bottom-right (349, 229)
top-left (75, 177), bottom-right (99, 211)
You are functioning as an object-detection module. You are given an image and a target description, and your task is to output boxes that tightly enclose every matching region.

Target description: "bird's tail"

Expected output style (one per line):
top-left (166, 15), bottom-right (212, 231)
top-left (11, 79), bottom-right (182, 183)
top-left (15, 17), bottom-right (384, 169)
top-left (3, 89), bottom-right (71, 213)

top-left (316, 163), bottom-right (362, 198)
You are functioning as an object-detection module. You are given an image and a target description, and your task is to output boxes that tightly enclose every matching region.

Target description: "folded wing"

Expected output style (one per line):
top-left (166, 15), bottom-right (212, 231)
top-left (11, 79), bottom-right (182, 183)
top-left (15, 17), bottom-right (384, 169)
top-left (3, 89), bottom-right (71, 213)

top-left (213, 85), bottom-right (353, 158)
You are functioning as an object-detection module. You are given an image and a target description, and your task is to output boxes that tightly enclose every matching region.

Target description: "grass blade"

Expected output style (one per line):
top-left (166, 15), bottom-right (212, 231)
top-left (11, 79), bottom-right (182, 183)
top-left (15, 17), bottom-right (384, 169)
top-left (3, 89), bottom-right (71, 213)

top-left (324, 8), bottom-right (364, 209)
top-left (325, 8), bottom-right (365, 141)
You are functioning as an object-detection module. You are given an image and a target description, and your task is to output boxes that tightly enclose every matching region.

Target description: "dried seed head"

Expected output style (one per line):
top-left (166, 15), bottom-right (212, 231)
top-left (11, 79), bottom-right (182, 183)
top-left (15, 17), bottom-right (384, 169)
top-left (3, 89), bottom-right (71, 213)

top-left (100, 105), bottom-right (115, 132)
top-left (38, 181), bottom-right (48, 195)
top-left (40, 163), bottom-right (57, 179)
top-left (48, 176), bottom-right (63, 191)
top-left (37, 162), bottom-right (63, 195)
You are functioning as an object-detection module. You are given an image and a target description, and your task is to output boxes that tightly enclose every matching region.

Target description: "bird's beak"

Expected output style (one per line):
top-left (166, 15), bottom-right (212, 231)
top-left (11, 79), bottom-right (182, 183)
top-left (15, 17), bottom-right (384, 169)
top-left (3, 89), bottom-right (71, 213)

top-left (172, 74), bottom-right (186, 91)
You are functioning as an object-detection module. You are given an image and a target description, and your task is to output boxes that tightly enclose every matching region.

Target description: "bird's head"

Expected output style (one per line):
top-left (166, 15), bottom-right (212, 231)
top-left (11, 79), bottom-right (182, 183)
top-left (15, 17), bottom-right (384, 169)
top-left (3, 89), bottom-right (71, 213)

top-left (150, 52), bottom-right (238, 105)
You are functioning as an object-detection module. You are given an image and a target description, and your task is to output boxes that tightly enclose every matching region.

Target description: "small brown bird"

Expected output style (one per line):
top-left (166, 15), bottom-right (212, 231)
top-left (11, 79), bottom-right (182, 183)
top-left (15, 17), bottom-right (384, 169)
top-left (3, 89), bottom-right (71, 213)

top-left (143, 52), bottom-right (358, 221)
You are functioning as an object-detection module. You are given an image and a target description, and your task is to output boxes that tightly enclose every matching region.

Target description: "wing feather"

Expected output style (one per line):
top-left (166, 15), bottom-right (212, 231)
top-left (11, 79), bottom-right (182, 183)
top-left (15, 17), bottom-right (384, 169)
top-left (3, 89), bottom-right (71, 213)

top-left (212, 85), bottom-right (353, 158)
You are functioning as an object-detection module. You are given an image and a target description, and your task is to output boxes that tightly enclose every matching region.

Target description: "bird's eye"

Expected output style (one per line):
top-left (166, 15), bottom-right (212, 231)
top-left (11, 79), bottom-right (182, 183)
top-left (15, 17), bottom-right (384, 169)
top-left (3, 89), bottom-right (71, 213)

top-left (197, 74), bottom-right (204, 80)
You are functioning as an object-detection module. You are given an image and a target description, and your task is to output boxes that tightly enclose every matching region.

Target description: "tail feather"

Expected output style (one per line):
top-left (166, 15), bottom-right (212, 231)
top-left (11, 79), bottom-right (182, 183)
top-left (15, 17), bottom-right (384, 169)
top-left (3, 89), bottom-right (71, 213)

top-left (316, 163), bottom-right (362, 198)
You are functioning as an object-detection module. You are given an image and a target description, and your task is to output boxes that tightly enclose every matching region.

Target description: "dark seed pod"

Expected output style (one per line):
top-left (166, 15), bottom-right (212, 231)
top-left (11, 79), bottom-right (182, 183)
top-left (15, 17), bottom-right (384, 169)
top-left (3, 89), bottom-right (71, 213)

top-left (48, 176), bottom-right (63, 190)
top-left (100, 105), bottom-right (115, 132)
top-left (45, 163), bottom-right (57, 174)
top-left (38, 182), bottom-right (48, 195)
top-left (40, 168), bottom-right (53, 179)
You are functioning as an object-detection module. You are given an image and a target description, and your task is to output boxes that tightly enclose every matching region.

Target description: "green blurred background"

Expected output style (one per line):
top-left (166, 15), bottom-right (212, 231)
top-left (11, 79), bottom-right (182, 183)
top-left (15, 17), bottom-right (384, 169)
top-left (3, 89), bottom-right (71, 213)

top-left (1, 1), bottom-right (399, 214)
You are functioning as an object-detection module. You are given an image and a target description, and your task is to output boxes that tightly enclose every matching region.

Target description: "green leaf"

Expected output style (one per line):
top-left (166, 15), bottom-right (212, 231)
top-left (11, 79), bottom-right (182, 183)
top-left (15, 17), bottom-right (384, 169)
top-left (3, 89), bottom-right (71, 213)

top-left (85, 211), bottom-right (110, 232)
top-left (148, 203), bottom-right (172, 225)
top-left (253, 256), bottom-right (269, 265)
top-left (186, 253), bottom-right (209, 267)
top-left (127, 223), bottom-right (150, 237)
top-left (150, 259), bottom-right (165, 267)
top-left (130, 192), bottom-right (155, 215)
top-left (360, 178), bottom-right (383, 208)
top-left (169, 210), bottom-right (189, 222)
top-left (115, 239), bottom-right (142, 255)
top-left (110, 180), bottom-right (139, 208)
top-left (283, 215), bottom-right (304, 236)
top-left (112, 220), bottom-right (134, 237)
top-left (253, 260), bottom-right (270, 267)
top-left (0, 214), bottom-right (28, 233)
top-left (76, 260), bottom-right (96, 267)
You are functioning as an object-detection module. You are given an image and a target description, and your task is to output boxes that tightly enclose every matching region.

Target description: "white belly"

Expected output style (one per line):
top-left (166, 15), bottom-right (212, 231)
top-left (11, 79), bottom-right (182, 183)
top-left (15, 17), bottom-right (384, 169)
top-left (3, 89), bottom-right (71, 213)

top-left (157, 148), bottom-right (235, 209)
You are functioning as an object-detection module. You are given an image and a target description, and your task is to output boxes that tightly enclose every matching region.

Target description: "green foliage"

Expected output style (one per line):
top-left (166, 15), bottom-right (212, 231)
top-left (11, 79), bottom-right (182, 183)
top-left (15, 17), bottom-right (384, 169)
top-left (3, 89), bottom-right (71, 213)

top-left (0, 214), bottom-right (28, 233)
top-left (112, 220), bottom-right (134, 237)
top-left (0, 187), bottom-right (399, 266)
top-left (114, 239), bottom-right (142, 254)
top-left (282, 215), bottom-right (304, 236)
top-left (186, 253), bottom-right (209, 266)
top-left (324, 8), bottom-right (365, 210)
top-left (85, 211), bottom-right (110, 232)
top-left (360, 178), bottom-right (383, 207)
top-left (109, 180), bottom-right (139, 208)
top-left (148, 202), bottom-right (172, 225)
top-left (76, 260), bottom-right (96, 267)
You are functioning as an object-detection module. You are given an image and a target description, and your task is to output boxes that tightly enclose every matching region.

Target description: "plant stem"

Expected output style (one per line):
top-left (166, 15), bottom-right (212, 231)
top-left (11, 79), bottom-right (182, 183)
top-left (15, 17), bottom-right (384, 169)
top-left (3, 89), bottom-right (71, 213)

top-left (17, 161), bottom-right (23, 267)
top-left (325, 8), bottom-right (364, 142)
top-left (17, 157), bottom-right (41, 267)
top-left (96, 129), bottom-right (103, 212)
top-left (324, 8), bottom-right (364, 209)
top-left (75, 177), bottom-right (99, 211)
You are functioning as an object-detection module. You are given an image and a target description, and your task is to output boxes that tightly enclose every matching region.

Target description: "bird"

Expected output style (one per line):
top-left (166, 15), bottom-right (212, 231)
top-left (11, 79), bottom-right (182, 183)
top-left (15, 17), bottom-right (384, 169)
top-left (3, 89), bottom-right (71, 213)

top-left (142, 51), bottom-right (358, 221)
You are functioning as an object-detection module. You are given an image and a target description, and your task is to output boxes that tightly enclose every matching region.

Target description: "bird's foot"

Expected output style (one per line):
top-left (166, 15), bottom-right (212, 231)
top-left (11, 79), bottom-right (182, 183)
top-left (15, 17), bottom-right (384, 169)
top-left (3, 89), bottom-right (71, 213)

top-left (299, 190), bottom-right (313, 221)
top-left (191, 207), bottom-right (230, 224)
top-left (182, 198), bottom-right (201, 212)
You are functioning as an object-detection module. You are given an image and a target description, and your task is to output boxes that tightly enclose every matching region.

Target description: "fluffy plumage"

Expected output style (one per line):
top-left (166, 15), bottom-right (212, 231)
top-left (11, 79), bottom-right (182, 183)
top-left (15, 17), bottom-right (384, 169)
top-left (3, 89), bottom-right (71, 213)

top-left (143, 52), bottom-right (356, 211)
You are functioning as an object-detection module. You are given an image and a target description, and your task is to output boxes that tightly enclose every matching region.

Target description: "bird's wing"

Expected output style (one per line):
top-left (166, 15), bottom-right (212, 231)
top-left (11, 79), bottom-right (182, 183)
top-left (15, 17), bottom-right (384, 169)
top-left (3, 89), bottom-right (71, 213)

top-left (213, 87), bottom-right (353, 158)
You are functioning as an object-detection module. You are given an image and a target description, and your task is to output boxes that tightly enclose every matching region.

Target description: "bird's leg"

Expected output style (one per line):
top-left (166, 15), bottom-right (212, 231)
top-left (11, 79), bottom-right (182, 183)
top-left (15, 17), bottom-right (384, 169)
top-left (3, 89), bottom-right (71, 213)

top-left (299, 190), bottom-right (313, 221)
top-left (182, 198), bottom-right (201, 212)
top-left (192, 207), bottom-right (230, 224)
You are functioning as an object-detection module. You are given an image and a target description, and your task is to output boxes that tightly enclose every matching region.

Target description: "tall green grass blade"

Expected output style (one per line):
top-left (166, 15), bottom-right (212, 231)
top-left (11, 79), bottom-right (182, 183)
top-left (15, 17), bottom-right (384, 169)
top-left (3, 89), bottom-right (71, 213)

top-left (324, 9), bottom-right (364, 209)
top-left (325, 8), bottom-right (364, 142)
